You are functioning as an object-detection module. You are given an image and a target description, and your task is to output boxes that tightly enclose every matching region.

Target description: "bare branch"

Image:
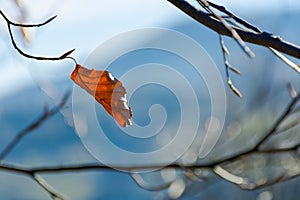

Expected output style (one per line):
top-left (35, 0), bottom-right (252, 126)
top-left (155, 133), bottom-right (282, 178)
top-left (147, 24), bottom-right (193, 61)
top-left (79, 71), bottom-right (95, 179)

top-left (256, 92), bottom-right (300, 149)
top-left (0, 78), bottom-right (298, 197)
top-left (0, 10), bottom-right (75, 61)
top-left (197, 0), bottom-right (254, 58)
top-left (0, 163), bottom-right (67, 199)
top-left (7, 23), bottom-right (75, 61)
top-left (219, 36), bottom-right (242, 97)
top-left (0, 10), bottom-right (57, 27)
top-left (191, 90), bottom-right (300, 167)
top-left (269, 48), bottom-right (300, 73)
top-left (197, 1), bottom-right (300, 73)
top-left (131, 173), bottom-right (172, 191)
top-left (205, 1), bottom-right (261, 33)
top-left (33, 174), bottom-right (66, 200)
top-left (0, 92), bottom-right (70, 161)
top-left (227, 78), bottom-right (242, 98)
top-left (167, 0), bottom-right (300, 60)
top-left (1, 1), bottom-right (300, 197)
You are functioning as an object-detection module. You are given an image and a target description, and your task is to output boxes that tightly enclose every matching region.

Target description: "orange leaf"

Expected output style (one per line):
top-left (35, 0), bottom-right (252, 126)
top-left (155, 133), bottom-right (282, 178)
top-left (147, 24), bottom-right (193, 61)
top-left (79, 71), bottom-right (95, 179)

top-left (71, 64), bottom-right (132, 127)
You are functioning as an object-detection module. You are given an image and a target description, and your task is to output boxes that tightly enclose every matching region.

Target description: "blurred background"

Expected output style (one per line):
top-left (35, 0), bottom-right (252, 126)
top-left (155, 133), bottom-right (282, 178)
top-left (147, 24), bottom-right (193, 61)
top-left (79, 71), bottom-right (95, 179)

top-left (0, 0), bottom-right (300, 199)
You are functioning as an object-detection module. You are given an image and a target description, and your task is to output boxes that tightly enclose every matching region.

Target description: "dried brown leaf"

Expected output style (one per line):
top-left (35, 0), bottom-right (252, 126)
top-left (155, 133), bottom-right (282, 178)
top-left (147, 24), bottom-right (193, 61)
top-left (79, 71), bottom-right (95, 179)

top-left (71, 64), bottom-right (132, 127)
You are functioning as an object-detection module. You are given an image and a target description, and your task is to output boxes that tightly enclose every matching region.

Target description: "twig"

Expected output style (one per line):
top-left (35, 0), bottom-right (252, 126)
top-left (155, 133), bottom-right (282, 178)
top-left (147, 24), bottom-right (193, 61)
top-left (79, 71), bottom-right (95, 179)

top-left (130, 173), bottom-right (172, 191)
top-left (169, 0), bottom-right (300, 73)
top-left (197, 0), bottom-right (255, 58)
top-left (269, 48), bottom-right (300, 73)
top-left (207, 90), bottom-right (300, 166)
top-left (205, 1), bottom-right (261, 33)
top-left (202, 1), bottom-right (300, 74)
top-left (0, 92), bottom-right (70, 161)
top-left (6, 23), bottom-right (75, 61)
top-left (219, 35), bottom-right (242, 97)
top-left (0, 92), bottom-right (70, 199)
top-left (256, 92), bottom-right (300, 149)
top-left (33, 174), bottom-right (66, 200)
top-left (167, 0), bottom-right (300, 59)
top-left (0, 10), bottom-right (57, 27)
top-left (1, 145), bottom-right (300, 192)
top-left (0, 163), bottom-right (66, 199)
top-left (0, 10), bottom-right (75, 61)
top-left (0, 1), bottom-right (300, 196)
top-left (0, 90), bottom-right (298, 196)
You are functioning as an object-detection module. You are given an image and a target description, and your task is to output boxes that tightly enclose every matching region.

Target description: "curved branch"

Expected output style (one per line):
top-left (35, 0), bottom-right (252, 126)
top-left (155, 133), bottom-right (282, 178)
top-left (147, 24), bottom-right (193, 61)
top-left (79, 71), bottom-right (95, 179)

top-left (0, 10), bottom-right (75, 61)
top-left (0, 89), bottom-right (298, 197)
top-left (0, 10), bottom-right (57, 27)
top-left (33, 174), bottom-right (66, 200)
top-left (167, 0), bottom-right (300, 59)
top-left (0, 92), bottom-right (70, 161)
top-left (7, 22), bottom-right (75, 61)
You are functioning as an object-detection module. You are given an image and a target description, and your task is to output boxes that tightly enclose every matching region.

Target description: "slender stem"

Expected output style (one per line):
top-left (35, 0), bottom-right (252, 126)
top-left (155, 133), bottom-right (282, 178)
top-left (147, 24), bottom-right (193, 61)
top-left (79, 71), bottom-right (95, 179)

top-left (219, 35), bottom-right (242, 97)
top-left (0, 10), bottom-right (57, 27)
top-left (167, 0), bottom-right (300, 59)
top-left (202, 92), bottom-right (300, 166)
top-left (33, 174), bottom-right (66, 200)
top-left (197, 0), bottom-right (254, 58)
top-left (201, 1), bottom-right (300, 73)
top-left (7, 22), bottom-right (74, 61)
top-left (206, 1), bottom-right (261, 33)
top-left (0, 92), bottom-right (70, 161)
top-left (0, 10), bottom-right (74, 61)
top-left (256, 93), bottom-right (300, 149)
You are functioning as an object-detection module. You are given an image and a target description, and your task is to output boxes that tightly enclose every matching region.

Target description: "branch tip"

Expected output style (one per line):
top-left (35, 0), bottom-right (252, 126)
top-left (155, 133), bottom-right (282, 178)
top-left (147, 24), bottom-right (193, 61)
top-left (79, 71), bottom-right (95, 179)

top-left (288, 83), bottom-right (297, 99)
top-left (41, 15), bottom-right (58, 26)
top-left (59, 49), bottom-right (76, 59)
top-left (228, 78), bottom-right (242, 98)
top-left (225, 61), bottom-right (241, 75)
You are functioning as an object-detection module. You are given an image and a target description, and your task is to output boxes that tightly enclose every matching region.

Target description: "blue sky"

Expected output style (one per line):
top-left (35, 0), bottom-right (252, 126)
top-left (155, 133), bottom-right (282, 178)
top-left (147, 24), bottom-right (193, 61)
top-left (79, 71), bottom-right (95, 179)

top-left (0, 0), bottom-right (299, 99)
top-left (0, 1), bottom-right (300, 199)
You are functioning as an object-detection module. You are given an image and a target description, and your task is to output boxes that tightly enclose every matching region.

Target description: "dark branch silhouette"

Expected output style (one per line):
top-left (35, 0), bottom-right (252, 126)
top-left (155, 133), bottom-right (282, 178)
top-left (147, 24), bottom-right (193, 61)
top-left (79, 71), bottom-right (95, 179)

top-left (0, 89), bottom-right (299, 199)
top-left (1, 1), bottom-right (300, 199)
top-left (167, 0), bottom-right (300, 60)
top-left (0, 10), bottom-right (57, 27)
top-left (0, 93), bottom-right (70, 200)
top-left (0, 10), bottom-right (75, 61)
top-left (0, 92), bottom-right (70, 161)
top-left (171, 0), bottom-right (300, 97)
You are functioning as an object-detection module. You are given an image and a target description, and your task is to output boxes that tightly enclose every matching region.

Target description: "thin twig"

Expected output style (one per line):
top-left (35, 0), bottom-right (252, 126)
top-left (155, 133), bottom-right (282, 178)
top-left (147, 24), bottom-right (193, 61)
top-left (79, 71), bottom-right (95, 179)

top-left (256, 92), bottom-right (300, 149)
top-left (207, 91), bottom-right (300, 167)
top-left (197, 0), bottom-right (255, 58)
top-left (0, 91), bottom-right (298, 196)
top-left (200, 1), bottom-right (300, 74)
top-left (130, 173), bottom-right (172, 191)
top-left (0, 1), bottom-right (300, 196)
top-left (33, 174), bottom-right (66, 200)
top-left (0, 92), bottom-right (70, 161)
top-left (219, 35), bottom-right (242, 97)
top-left (7, 22), bottom-right (75, 61)
top-left (167, 0), bottom-right (300, 59)
top-left (0, 145), bottom-right (300, 192)
top-left (170, 0), bottom-right (300, 73)
top-left (0, 163), bottom-right (66, 199)
top-left (0, 10), bottom-right (57, 27)
top-left (269, 48), bottom-right (300, 73)
top-left (205, 1), bottom-right (261, 33)
top-left (0, 10), bottom-right (75, 61)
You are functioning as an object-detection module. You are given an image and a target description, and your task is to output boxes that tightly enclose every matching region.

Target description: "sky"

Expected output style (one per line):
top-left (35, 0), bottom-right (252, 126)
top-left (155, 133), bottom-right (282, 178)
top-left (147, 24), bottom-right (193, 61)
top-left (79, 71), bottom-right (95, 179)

top-left (0, 1), bottom-right (300, 199)
top-left (0, 0), bottom-right (299, 99)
